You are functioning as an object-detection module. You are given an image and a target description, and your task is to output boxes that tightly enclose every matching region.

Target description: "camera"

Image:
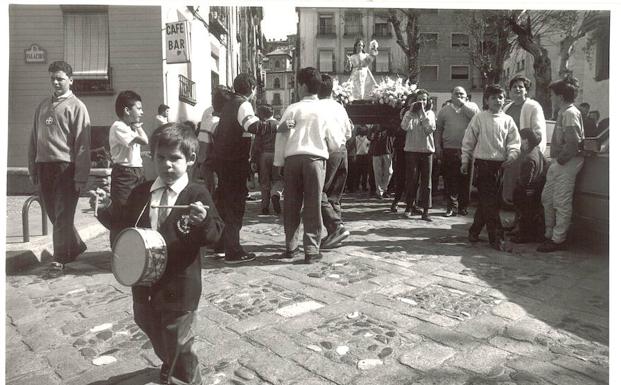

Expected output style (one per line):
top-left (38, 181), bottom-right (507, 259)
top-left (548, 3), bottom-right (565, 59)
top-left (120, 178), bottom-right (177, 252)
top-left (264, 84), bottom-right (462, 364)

top-left (410, 101), bottom-right (423, 112)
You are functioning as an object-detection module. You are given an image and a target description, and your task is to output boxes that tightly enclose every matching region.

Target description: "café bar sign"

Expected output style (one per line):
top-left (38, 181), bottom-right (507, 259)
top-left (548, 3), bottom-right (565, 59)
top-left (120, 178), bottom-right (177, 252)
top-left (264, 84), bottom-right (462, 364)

top-left (166, 21), bottom-right (190, 64)
top-left (25, 44), bottom-right (47, 64)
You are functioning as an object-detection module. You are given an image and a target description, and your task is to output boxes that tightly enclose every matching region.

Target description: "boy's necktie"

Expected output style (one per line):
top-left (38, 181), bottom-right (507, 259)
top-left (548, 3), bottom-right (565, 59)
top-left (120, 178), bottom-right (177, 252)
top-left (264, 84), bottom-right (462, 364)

top-left (157, 187), bottom-right (170, 230)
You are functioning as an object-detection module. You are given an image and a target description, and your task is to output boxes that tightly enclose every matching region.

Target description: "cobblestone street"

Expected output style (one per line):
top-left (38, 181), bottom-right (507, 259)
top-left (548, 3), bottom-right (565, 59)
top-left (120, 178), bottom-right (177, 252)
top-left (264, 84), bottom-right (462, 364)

top-left (6, 193), bottom-right (609, 385)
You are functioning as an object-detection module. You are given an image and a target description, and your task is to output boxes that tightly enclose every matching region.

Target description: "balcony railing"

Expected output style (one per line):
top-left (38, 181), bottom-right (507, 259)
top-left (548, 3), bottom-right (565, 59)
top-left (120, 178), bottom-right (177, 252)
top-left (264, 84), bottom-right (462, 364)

top-left (179, 74), bottom-right (196, 106)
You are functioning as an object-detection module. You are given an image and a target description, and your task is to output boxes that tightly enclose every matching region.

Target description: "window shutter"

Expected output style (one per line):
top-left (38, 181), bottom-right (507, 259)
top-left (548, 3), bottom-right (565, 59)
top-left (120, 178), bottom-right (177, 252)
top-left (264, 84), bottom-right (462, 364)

top-left (64, 12), bottom-right (109, 79)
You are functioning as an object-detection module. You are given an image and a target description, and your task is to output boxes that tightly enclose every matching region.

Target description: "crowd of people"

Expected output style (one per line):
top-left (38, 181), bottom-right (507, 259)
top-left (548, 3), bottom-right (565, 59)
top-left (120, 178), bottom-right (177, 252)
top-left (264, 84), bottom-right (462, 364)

top-left (27, 60), bottom-right (589, 385)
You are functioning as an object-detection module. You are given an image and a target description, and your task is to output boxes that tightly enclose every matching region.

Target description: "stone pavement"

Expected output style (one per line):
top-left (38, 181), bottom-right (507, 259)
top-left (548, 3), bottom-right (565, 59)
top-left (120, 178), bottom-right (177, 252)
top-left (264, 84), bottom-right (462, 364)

top-left (5, 195), bottom-right (108, 272)
top-left (5, 193), bottom-right (609, 385)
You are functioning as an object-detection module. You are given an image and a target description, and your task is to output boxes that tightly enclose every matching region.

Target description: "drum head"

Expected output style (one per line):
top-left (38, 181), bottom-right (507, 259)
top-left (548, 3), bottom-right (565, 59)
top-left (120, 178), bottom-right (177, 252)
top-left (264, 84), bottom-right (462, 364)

top-left (112, 228), bottom-right (147, 286)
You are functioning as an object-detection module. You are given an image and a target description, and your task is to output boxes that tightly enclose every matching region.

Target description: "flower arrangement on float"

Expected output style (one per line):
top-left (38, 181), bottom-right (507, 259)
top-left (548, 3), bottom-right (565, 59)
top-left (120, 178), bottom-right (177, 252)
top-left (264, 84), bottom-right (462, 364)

top-left (332, 79), bottom-right (354, 105)
top-left (370, 77), bottom-right (418, 109)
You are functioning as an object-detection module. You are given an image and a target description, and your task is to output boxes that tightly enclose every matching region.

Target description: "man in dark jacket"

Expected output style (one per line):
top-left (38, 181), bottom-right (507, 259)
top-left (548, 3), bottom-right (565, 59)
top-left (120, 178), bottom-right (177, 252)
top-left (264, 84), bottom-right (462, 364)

top-left (212, 73), bottom-right (271, 264)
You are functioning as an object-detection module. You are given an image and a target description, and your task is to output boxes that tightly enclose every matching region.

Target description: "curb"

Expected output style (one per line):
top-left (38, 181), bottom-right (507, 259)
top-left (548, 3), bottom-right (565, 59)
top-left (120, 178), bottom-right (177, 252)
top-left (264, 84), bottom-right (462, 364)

top-left (5, 222), bottom-right (108, 274)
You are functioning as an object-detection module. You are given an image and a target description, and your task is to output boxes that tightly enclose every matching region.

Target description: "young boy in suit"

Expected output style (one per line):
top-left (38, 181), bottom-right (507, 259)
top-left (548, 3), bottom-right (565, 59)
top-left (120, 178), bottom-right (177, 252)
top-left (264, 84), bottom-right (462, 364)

top-left (99, 122), bottom-right (224, 384)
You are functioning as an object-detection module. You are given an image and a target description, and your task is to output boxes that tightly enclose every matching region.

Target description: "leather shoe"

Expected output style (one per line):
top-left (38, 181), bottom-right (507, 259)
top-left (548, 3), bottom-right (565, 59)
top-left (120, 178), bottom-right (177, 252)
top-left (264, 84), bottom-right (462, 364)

top-left (468, 232), bottom-right (480, 242)
top-left (411, 207), bottom-right (423, 215)
top-left (537, 240), bottom-right (567, 253)
top-left (458, 208), bottom-right (468, 216)
top-left (279, 249), bottom-right (301, 259)
top-left (390, 201), bottom-right (398, 212)
top-left (304, 253), bottom-right (323, 264)
top-left (444, 209), bottom-right (457, 217)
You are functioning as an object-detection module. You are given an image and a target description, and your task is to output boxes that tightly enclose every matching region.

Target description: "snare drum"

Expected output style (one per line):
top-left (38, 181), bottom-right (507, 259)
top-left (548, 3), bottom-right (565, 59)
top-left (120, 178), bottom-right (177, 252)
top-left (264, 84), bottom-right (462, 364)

top-left (112, 227), bottom-right (168, 286)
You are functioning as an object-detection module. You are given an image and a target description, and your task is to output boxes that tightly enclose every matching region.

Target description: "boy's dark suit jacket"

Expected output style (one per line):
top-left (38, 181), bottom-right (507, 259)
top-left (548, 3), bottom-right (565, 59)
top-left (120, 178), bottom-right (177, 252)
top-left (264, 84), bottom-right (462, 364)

top-left (117, 181), bottom-right (224, 312)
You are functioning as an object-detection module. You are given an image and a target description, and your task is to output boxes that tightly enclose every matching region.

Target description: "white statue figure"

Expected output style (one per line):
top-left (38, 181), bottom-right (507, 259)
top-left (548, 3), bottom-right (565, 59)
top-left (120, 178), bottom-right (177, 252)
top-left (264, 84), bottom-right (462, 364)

top-left (345, 39), bottom-right (379, 100)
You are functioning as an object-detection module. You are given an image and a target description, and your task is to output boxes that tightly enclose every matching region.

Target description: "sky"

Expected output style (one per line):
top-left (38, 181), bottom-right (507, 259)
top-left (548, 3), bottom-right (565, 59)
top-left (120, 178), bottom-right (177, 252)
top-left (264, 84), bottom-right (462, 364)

top-left (261, 5), bottom-right (298, 41)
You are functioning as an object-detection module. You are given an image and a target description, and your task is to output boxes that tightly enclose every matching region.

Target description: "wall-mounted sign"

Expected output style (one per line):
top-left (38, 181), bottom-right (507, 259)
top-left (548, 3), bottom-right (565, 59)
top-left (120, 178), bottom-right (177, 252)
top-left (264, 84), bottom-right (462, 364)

top-left (25, 44), bottom-right (47, 64)
top-left (166, 21), bottom-right (190, 64)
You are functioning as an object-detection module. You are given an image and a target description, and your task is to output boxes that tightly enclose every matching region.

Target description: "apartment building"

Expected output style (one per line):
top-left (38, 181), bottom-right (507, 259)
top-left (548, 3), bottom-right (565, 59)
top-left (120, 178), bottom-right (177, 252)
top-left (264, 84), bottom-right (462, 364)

top-left (263, 47), bottom-right (296, 117)
top-left (296, 8), bottom-right (484, 108)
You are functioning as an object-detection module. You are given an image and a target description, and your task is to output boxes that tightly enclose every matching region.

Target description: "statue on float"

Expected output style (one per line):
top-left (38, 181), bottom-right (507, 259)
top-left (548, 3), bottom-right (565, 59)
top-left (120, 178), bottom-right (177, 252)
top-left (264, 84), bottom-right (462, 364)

top-left (344, 39), bottom-right (379, 100)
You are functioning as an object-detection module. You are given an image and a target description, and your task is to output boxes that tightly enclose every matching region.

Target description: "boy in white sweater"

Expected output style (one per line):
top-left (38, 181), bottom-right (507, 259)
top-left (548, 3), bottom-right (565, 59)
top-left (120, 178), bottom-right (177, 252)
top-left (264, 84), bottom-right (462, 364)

top-left (461, 84), bottom-right (521, 250)
top-left (274, 67), bottom-right (341, 263)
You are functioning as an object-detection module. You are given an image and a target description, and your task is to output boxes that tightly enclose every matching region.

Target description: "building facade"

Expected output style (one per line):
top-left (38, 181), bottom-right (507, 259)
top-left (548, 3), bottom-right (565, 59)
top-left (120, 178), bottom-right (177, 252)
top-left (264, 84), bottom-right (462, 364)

top-left (296, 8), bottom-right (484, 109)
top-left (263, 48), bottom-right (295, 118)
top-left (8, 5), bottom-right (263, 192)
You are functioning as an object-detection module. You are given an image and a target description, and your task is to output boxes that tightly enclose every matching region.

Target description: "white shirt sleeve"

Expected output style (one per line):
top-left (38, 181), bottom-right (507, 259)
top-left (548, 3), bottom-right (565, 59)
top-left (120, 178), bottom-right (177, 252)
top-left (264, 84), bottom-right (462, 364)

top-left (112, 121), bottom-right (138, 147)
top-left (237, 101), bottom-right (260, 131)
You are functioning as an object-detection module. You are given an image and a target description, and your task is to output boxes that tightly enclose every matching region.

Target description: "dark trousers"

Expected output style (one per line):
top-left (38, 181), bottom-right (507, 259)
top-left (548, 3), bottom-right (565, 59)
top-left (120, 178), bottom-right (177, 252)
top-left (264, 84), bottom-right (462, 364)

top-left (391, 148), bottom-right (407, 202)
top-left (346, 155), bottom-right (356, 192)
top-left (404, 152), bottom-right (433, 210)
top-left (513, 187), bottom-right (545, 240)
top-left (353, 154), bottom-right (375, 192)
top-left (321, 151), bottom-right (348, 234)
top-left (200, 160), bottom-right (217, 194)
top-left (214, 160), bottom-right (248, 258)
top-left (258, 152), bottom-right (282, 210)
top-left (470, 159), bottom-right (504, 242)
top-left (110, 165), bottom-right (145, 246)
top-left (37, 162), bottom-right (86, 263)
top-left (133, 301), bottom-right (201, 385)
top-left (283, 155), bottom-right (325, 255)
top-left (442, 149), bottom-right (470, 211)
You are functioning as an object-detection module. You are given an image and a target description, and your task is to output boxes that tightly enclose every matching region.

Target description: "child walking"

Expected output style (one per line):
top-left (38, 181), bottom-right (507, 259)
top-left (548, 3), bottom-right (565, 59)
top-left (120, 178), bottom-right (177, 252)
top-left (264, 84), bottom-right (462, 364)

top-left (461, 84), bottom-right (520, 250)
top-left (98, 123), bottom-right (224, 384)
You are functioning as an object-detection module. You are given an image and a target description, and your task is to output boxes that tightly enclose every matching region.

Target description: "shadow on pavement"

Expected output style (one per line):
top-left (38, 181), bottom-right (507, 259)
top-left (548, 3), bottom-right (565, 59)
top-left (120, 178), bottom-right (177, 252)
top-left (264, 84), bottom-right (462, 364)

top-left (87, 367), bottom-right (159, 385)
top-left (345, 223), bottom-right (608, 347)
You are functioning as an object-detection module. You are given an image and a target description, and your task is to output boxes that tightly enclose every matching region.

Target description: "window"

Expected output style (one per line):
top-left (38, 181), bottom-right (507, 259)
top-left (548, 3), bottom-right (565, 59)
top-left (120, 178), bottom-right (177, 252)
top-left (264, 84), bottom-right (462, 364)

top-left (595, 29), bottom-right (610, 80)
top-left (373, 49), bottom-right (390, 73)
top-left (318, 13), bottom-right (336, 35)
top-left (273, 77), bottom-right (281, 89)
top-left (63, 6), bottom-right (112, 94)
top-left (319, 50), bottom-right (335, 73)
top-left (344, 12), bottom-right (363, 36)
top-left (274, 59), bottom-right (281, 69)
top-left (420, 65), bottom-right (439, 81)
top-left (451, 33), bottom-right (469, 49)
top-left (451, 65), bottom-right (469, 80)
top-left (421, 33), bottom-right (439, 49)
top-left (373, 14), bottom-right (391, 38)
top-left (272, 93), bottom-right (282, 106)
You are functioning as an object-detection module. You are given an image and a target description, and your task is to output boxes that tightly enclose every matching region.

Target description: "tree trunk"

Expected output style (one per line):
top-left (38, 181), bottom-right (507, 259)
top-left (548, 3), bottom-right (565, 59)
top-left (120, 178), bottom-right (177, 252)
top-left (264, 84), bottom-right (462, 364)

top-left (558, 36), bottom-right (575, 78)
top-left (533, 51), bottom-right (552, 118)
top-left (510, 16), bottom-right (554, 117)
top-left (389, 10), bottom-right (420, 83)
